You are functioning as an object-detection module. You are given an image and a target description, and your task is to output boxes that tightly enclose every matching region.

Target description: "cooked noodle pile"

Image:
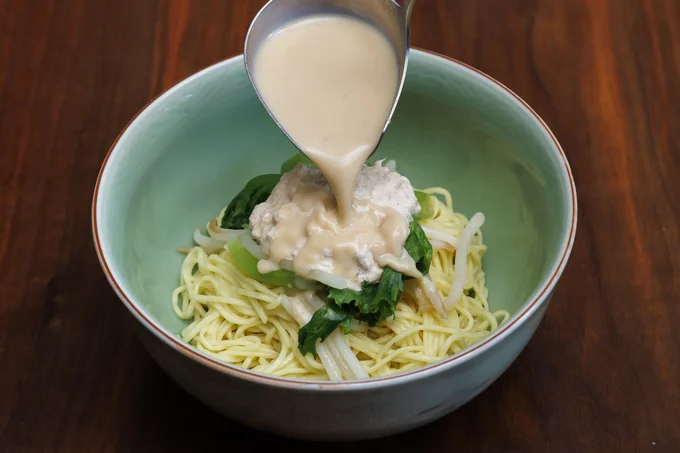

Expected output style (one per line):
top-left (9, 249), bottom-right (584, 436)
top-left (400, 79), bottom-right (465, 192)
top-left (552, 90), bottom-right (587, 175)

top-left (172, 188), bottom-right (509, 379)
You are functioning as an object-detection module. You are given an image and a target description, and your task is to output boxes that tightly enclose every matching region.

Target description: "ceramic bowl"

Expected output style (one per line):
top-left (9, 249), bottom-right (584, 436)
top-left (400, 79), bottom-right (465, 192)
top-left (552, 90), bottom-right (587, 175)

top-left (93, 49), bottom-right (576, 441)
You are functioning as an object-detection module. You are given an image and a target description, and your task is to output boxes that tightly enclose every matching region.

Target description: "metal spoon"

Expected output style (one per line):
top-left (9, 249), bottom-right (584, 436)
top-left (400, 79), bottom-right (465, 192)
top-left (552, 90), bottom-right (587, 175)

top-left (244, 0), bottom-right (415, 158)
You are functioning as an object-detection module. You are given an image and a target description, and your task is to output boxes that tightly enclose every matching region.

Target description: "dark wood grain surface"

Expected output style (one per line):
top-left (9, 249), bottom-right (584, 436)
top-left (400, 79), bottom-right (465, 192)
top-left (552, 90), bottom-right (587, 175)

top-left (1, 0), bottom-right (679, 451)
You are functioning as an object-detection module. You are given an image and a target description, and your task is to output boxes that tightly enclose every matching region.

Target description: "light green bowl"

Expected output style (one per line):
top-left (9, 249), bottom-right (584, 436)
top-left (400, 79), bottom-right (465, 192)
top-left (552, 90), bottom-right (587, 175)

top-left (93, 49), bottom-right (576, 440)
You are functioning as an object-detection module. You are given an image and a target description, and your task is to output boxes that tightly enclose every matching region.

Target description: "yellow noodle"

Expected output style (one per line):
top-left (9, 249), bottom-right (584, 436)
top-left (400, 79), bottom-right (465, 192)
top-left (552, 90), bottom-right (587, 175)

top-left (172, 188), bottom-right (509, 379)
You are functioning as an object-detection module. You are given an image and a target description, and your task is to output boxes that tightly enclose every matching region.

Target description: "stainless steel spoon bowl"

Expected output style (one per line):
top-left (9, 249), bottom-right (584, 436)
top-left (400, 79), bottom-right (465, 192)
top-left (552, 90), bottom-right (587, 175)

top-left (244, 0), bottom-right (415, 157)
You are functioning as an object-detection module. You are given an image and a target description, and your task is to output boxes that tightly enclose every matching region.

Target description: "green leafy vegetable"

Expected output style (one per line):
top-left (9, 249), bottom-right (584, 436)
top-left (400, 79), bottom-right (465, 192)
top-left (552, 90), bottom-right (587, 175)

top-left (298, 302), bottom-right (353, 356)
top-left (414, 190), bottom-right (434, 220)
top-left (299, 268), bottom-right (403, 357)
top-left (226, 239), bottom-right (295, 286)
top-left (297, 222), bottom-right (432, 356)
top-left (280, 153), bottom-right (315, 173)
top-left (404, 220), bottom-right (433, 275)
top-left (220, 174), bottom-right (281, 229)
top-left (328, 267), bottom-right (403, 327)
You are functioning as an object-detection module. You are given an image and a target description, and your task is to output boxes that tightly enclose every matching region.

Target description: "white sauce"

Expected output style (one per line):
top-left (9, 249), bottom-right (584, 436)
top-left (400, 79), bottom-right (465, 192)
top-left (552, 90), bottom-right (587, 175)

top-left (250, 163), bottom-right (420, 289)
top-left (251, 14), bottom-right (417, 288)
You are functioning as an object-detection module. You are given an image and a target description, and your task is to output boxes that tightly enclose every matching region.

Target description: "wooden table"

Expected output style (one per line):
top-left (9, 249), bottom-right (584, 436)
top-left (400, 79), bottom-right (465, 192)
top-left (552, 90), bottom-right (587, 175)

top-left (1, 0), bottom-right (679, 451)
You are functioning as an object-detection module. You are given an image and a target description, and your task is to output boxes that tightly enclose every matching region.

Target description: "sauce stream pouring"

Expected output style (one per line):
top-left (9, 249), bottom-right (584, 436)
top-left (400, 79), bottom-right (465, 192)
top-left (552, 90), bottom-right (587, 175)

top-left (244, 0), bottom-right (415, 221)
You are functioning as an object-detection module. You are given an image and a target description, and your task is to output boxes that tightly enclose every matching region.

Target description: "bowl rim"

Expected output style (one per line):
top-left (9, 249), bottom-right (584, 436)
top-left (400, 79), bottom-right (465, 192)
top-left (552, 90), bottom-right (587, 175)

top-left (92, 48), bottom-right (577, 391)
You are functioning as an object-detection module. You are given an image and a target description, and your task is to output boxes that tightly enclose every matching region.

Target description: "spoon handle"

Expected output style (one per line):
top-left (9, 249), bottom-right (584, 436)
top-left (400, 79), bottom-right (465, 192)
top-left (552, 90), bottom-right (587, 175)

top-left (403, 0), bottom-right (416, 25)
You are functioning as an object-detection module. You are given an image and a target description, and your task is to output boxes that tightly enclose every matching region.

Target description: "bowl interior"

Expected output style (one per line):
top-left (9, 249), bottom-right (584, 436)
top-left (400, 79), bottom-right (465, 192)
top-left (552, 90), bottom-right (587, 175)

top-left (96, 51), bottom-right (573, 346)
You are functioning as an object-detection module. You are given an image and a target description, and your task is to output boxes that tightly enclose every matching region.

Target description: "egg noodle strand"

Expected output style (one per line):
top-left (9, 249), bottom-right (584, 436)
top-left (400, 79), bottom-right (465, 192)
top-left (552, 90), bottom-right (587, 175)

top-left (172, 188), bottom-right (509, 380)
